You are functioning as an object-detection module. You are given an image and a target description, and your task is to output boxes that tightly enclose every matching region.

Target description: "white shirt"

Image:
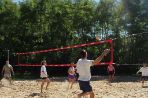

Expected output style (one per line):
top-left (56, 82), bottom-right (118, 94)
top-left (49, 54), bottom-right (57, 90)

top-left (3, 64), bottom-right (13, 74)
top-left (76, 59), bottom-right (94, 81)
top-left (40, 65), bottom-right (48, 78)
top-left (139, 67), bottom-right (148, 76)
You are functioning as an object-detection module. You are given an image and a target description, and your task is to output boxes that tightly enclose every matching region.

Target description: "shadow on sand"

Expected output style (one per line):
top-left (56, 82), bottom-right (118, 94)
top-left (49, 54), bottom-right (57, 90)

top-left (47, 76), bottom-right (141, 83)
top-left (142, 86), bottom-right (148, 88)
top-left (11, 75), bottom-right (144, 83)
top-left (29, 92), bottom-right (41, 97)
top-left (88, 76), bottom-right (140, 83)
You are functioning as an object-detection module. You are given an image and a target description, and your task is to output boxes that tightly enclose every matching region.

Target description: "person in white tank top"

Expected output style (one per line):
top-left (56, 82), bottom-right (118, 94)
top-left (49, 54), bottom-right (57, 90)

top-left (67, 63), bottom-right (76, 89)
top-left (40, 60), bottom-right (50, 93)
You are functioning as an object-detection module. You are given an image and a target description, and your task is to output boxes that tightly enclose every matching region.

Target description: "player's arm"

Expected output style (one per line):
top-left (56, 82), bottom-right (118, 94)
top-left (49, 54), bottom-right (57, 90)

top-left (92, 49), bottom-right (110, 65)
top-left (1, 66), bottom-right (5, 75)
top-left (11, 66), bottom-right (14, 75)
top-left (107, 66), bottom-right (109, 73)
top-left (113, 66), bottom-right (115, 74)
top-left (136, 70), bottom-right (140, 74)
top-left (136, 67), bottom-right (142, 74)
top-left (68, 68), bottom-right (71, 74)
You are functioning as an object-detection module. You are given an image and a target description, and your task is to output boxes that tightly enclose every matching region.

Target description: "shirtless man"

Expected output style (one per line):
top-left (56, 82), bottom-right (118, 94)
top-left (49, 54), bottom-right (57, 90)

top-left (1, 61), bottom-right (14, 84)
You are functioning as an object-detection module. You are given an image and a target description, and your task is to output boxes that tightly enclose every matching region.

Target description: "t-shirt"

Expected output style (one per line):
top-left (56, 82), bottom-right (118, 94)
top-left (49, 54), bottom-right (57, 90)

top-left (40, 65), bottom-right (48, 78)
top-left (139, 67), bottom-right (148, 76)
top-left (76, 59), bottom-right (94, 81)
top-left (108, 65), bottom-right (114, 72)
top-left (3, 64), bottom-right (13, 74)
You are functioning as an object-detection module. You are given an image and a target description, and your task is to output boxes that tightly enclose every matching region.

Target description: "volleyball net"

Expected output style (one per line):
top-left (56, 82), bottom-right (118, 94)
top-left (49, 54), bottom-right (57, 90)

top-left (16, 39), bottom-right (113, 67)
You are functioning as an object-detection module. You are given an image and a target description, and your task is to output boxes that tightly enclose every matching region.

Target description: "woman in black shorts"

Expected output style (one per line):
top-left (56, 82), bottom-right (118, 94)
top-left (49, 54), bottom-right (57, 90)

top-left (107, 64), bottom-right (115, 84)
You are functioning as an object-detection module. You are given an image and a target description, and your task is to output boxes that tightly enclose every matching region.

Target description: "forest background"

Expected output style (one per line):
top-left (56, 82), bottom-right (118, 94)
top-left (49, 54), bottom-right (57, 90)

top-left (0, 0), bottom-right (148, 77)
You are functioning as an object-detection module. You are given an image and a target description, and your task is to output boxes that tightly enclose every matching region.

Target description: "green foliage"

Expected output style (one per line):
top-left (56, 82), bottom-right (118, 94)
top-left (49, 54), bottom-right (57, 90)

top-left (0, 0), bottom-right (147, 66)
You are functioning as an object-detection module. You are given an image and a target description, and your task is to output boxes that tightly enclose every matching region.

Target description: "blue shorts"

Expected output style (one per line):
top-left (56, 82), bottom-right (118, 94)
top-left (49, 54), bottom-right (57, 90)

top-left (108, 71), bottom-right (114, 75)
top-left (78, 80), bottom-right (92, 93)
top-left (41, 77), bottom-right (48, 79)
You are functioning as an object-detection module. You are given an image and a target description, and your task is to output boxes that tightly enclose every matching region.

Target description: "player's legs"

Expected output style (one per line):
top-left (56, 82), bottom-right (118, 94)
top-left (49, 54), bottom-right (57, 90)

top-left (111, 74), bottom-right (115, 82)
top-left (4, 74), bottom-right (12, 85)
top-left (78, 91), bottom-right (94, 98)
top-left (70, 78), bottom-right (76, 89)
top-left (78, 80), bottom-right (94, 98)
top-left (67, 78), bottom-right (71, 89)
top-left (109, 75), bottom-right (111, 82)
top-left (68, 75), bottom-right (76, 89)
top-left (41, 78), bottom-right (46, 93)
top-left (8, 77), bottom-right (12, 84)
top-left (45, 78), bottom-right (50, 90)
top-left (141, 77), bottom-right (144, 87)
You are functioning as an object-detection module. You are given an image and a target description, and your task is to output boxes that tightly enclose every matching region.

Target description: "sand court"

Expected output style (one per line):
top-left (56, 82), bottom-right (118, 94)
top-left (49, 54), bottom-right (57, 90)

top-left (0, 76), bottom-right (148, 98)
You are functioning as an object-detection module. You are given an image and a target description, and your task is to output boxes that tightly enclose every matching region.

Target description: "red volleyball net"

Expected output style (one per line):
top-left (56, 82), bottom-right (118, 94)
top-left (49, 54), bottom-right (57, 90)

top-left (16, 39), bottom-right (113, 66)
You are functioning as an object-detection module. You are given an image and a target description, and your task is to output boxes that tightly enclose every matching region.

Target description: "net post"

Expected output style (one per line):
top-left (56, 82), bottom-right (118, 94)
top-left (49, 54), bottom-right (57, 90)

top-left (110, 39), bottom-right (114, 64)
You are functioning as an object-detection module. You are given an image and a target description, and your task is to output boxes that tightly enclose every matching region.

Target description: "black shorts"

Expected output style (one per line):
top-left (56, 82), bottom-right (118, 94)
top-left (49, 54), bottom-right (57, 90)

top-left (41, 77), bottom-right (48, 79)
top-left (108, 71), bottom-right (114, 75)
top-left (141, 76), bottom-right (148, 79)
top-left (78, 80), bottom-right (92, 93)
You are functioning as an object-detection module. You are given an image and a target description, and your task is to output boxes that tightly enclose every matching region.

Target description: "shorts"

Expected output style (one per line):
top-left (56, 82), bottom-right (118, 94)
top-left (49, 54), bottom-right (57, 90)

top-left (141, 76), bottom-right (148, 79)
top-left (4, 74), bottom-right (11, 78)
top-left (68, 74), bottom-right (76, 79)
top-left (41, 77), bottom-right (48, 79)
top-left (108, 71), bottom-right (114, 75)
top-left (78, 80), bottom-right (92, 93)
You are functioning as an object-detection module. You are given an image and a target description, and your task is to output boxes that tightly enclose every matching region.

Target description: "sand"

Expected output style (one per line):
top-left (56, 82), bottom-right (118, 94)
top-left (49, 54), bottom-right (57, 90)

top-left (0, 76), bottom-right (148, 98)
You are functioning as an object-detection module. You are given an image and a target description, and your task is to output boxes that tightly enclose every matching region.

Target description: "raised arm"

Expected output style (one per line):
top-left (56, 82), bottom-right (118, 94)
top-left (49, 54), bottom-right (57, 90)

top-left (92, 49), bottom-right (110, 65)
